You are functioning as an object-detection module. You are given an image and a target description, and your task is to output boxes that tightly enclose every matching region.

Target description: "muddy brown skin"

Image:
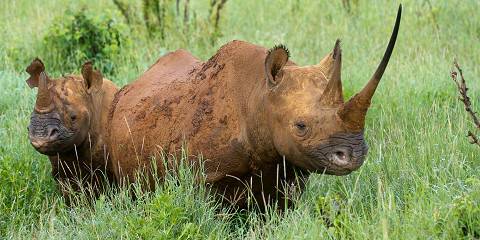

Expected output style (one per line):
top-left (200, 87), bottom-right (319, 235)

top-left (109, 6), bottom-right (401, 208)
top-left (26, 59), bottom-right (118, 198)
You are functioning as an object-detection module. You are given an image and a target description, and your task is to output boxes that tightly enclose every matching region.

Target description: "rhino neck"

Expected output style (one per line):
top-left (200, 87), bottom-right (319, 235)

top-left (216, 40), bottom-right (286, 168)
top-left (242, 70), bottom-right (282, 168)
top-left (85, 79), bottom-right (118, 159)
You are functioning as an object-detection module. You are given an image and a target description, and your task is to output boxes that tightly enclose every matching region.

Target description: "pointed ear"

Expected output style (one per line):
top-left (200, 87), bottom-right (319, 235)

top-left (81, 61), bottom-right (103, 92)
top-left (265, 44), bottom-right (289, 87)
top-left (26, 58), bottom-right (45, 88)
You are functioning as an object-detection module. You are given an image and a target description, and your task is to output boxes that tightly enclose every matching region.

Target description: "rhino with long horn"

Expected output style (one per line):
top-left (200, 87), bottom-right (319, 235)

top-left (108, 5), bottom-right (402, 208)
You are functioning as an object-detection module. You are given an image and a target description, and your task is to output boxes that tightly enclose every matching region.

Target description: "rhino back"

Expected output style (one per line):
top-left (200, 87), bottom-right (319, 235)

top-left (109, 41), bottom-right (272, 184)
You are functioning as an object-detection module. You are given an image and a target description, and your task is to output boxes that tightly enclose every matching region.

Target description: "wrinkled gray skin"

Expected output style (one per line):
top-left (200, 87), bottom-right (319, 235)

top-left (29, 111), bottom-right (81, 155)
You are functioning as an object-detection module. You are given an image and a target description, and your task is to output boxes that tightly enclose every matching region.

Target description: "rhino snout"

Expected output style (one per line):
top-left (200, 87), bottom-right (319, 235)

top-left (305, 132), bottom-right (368, 175)
top-left (28, 113), bottom-right (74, 154)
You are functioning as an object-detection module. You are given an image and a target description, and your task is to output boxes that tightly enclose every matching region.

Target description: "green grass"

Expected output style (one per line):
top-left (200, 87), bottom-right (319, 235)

top-left (1, 0), bottom-right (479, 239)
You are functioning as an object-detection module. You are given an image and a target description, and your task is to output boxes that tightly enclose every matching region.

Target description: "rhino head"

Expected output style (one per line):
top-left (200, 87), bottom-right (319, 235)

top-left (26, 59), bottom-right (104, 155)
top-left (263, 6), bottom-right (401, 175)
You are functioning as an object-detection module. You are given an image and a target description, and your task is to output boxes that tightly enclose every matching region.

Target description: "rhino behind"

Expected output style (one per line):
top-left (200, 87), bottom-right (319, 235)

top-left (109, 6), bottom-right (402, 208)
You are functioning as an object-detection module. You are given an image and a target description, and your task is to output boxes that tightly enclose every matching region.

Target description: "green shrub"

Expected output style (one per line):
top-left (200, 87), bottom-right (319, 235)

top-left (42, 9), bottom-right (130, 76)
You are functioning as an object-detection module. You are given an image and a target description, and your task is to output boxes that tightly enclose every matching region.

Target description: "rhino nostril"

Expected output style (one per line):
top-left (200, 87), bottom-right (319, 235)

top-left (48, 127), bottom-right (59, 139)
top-left (335, 151), bottom-right (346, 161)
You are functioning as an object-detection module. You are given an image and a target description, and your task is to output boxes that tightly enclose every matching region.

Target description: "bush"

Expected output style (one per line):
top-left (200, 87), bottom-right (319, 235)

top-left (42, 9), bottom-right (130, 76)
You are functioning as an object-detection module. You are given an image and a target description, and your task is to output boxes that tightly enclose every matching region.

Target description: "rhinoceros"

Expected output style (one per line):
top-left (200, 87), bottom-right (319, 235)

top-left (108, 6), bottom-right (401, 207)
top-left (26, 59), bottom-right (118, 197)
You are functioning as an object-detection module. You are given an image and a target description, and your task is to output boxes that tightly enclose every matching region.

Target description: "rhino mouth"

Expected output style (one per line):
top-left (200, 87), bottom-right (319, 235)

top-left (305, 132), bottom-right (368, 175)
top-left (28, 112), bottom-right (76, 155)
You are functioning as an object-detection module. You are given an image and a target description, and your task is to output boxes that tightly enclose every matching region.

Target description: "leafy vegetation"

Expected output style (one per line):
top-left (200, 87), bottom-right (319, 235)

top-left (43, 9), bottom-right (130, 76)
top-left (0, 0), bottom-right (479, 239)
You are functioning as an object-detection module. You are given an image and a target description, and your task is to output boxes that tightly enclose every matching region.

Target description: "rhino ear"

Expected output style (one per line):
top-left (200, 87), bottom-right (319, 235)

top-left (26, 58), bottom-right (46, 88)
top-left (265, 44), bottom-right (289, 87)
top-left (81, 61), bottom-right (103, 92)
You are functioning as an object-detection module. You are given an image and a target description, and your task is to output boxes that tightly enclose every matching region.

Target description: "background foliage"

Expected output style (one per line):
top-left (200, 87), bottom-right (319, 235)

top-left (43, 9), bottom-right (130, 76)
top-left (0, 0), bottom-right (479, 239)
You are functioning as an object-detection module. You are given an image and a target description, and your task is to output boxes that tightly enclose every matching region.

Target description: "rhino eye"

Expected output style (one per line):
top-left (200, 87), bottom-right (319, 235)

top-left (295, 122), bottom-right (306, 130)
top-left (294, 121), bottom-right (308, 137)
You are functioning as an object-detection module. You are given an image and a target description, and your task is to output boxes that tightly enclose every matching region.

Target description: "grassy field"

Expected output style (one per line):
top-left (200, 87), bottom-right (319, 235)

top-left (1, 0), bottom-right (479, 239)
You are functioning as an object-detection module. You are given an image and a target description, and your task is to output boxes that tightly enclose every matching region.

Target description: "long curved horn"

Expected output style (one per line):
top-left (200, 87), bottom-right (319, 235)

top-left (339, 4), bottom-right (402, 130)
top-left (35, 72), bottom-right (53, 112)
